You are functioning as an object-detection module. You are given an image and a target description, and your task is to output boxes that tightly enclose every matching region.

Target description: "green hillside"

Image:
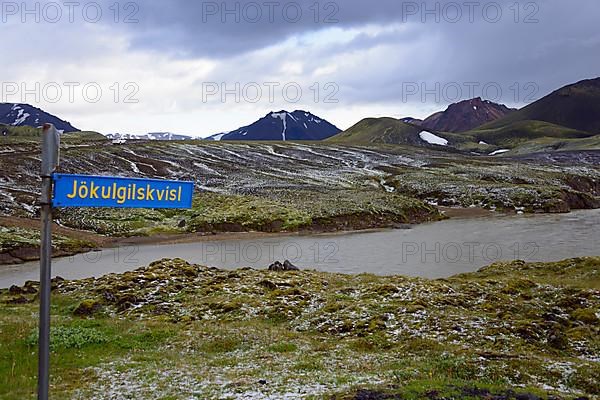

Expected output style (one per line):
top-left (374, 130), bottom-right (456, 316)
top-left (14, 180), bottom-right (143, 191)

top-left (0, 125), bottom-right (40, 137)
top-left (328, 118), bottom-right (423, 145)
top-left (328, 117), bottom-right (468, 148)
top-left (325, 115), bottom-right (600, 156)
top-left (502, 134), bottom-right (600, 155)
top-left (0, 125), bottom-right (107, 144)
top-left (480, 77), bottom-right (600, 134)
top-left (463, 120), bottom-right (596, 147)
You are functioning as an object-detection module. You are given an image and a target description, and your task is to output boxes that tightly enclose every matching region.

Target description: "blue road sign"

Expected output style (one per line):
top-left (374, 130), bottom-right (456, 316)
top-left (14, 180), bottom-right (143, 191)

top-left (53, 174), bottom-right (194, 209)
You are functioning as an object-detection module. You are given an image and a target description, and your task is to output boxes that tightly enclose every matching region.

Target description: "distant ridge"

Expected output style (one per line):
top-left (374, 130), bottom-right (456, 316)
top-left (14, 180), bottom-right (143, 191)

top-left (106, 132), bottom-right (194, 141)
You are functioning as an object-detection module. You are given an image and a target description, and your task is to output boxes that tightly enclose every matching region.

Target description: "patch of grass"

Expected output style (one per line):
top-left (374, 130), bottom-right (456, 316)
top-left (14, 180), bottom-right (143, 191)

top-left (0, 299), bottom-right (176, 400)
top-left (25, 326), bottom-right (109, 350)
top-left (293, 358), bottom-right (323, 372)
top-left (116, 329), bottom-right (176, 351)
top-left (195, 337), bottom-right (243, 354)
top-left (267, 342), bottom-right (298, 353)
top-left (348, 334), bottom-right (393, 352)
top-left (186, 192), bottom-right (313, 232)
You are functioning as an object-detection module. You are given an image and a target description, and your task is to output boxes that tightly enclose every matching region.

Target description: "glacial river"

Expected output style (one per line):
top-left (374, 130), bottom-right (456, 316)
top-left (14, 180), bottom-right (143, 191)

top-left (1, 209), bottom-right (599, 288)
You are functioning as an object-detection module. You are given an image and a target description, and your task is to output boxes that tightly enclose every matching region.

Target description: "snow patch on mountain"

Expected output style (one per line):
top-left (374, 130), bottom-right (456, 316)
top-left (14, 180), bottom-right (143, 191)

top-left (12, 106), bottom-right (30, 125)
top-left (0, 103), bottom-right (78, 132)
top-left (271, 112), bottom-right (288, 140)
top-left (419, 131), bottom-right (448, 146)
top-left (208, 133), bottom-right (227, 141)
top-left (489, 149), bottom-right (510, 156)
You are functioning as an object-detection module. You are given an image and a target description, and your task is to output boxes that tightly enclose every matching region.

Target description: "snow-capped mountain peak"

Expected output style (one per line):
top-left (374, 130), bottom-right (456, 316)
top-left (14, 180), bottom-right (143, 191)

top-left (0, 103), bottom-right (79, 132)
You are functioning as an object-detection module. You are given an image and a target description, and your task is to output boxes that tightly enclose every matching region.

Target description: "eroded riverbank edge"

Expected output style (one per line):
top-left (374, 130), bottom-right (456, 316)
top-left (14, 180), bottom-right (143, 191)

top-left (1, 204), bottom-right (466, 266)
top-left (0, 204), bottom-right (592, 269)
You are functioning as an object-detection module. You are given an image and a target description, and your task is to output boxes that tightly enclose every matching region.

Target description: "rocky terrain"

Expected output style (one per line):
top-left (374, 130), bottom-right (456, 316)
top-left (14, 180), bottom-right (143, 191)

top-left (0, 256), bottom-right (598, 399)
top-left (0, 224), bottom-right (96, 265)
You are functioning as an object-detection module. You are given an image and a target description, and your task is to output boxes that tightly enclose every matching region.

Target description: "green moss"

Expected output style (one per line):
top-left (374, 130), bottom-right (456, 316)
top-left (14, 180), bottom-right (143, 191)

top-left (73, 299), bottom-right (102, 316)
top-left (267, 342), bottom-right (298, 353)
top-left (0, 226), bottom-right (95, 255)
top-left (195, 337), bottom-right (242, 354)
top-left (571, 308), bottom-right (599, 325)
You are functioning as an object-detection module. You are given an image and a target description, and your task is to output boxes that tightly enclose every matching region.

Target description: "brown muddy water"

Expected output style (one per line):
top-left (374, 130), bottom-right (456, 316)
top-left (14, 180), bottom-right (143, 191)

top-left (1, 209), bottom-right (599, 287)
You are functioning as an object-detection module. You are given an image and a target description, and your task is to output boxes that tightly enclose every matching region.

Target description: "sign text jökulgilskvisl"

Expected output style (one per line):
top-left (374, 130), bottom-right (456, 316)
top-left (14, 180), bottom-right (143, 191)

top-left (52, 174), bottom-right (194, 209)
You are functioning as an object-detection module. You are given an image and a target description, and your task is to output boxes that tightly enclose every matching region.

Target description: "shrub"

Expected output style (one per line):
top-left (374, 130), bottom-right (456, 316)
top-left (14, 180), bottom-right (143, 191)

top-left (26, 326), bottom-right (109, 349)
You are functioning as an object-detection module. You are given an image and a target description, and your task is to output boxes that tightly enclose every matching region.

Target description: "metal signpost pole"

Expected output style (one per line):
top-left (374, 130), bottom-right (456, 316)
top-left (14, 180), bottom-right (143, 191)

top-left (38, 124), bottom-right (60, 400)
top-left (35, 124), bottom-right (191, 399)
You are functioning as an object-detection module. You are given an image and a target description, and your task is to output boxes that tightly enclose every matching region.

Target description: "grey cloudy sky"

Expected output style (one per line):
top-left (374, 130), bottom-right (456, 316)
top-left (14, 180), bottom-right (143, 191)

top-left (2, 0), bottom-right (599, 135)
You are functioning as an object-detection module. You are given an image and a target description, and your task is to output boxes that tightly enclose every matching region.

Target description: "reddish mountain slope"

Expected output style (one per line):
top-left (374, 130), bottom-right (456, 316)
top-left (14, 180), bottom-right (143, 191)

top-left (421, 98), bottom-right (516, 133)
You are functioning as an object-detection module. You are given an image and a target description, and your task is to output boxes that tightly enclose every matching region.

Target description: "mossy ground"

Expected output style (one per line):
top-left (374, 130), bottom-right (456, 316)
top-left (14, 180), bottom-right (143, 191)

top-left (0, 226), bottom-right (96, 263)
top-left (54, 190), bottom-right (439, 237)
top-left (1, 257), bottom-right (598, 399)
top-left (0, 126), bottom-right (106, 144)
top-left (384, 158), bottom-right (600, 212)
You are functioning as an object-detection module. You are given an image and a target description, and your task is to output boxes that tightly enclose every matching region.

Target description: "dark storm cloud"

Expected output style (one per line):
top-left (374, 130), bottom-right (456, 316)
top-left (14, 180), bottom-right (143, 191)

top-left (121, 0), bottom-right (596, 56)
top-left (3, 0), bottom-right (600, 130)
top-left (114, 0), bottom-right (600, 107)
top-left (122, 0), bottom-right (410, 57)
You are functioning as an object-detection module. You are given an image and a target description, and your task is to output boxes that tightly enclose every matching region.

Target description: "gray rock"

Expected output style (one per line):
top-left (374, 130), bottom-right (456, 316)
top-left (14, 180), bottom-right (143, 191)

top-left (8, 285), bottom-right (23, 295)
top-left (268, 260), bottom-right (300, 271)
top-left (268, 261), bottom-right (284, 271)
top-left (283, 260), bottom-right (300, 271)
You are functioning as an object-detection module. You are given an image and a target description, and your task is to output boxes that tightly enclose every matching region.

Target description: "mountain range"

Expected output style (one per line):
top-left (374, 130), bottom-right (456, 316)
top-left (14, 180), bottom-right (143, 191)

top-left (105, 132), bottom-right (194, 141)
top-left (3, 77), bottom-right (599, 156)
top-left (0, 103), bottom-right (79, 133)
top-left (330, 77), bottom-right (600, 155)
top-left (208, 110), bottom-right (341, 141)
